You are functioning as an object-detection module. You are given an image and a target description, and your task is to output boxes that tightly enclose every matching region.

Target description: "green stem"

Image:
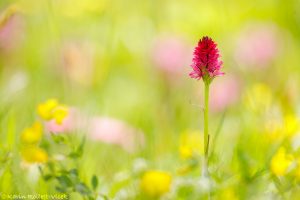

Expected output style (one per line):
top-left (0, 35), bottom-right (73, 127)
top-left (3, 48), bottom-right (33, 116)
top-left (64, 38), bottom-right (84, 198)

top-left (203, 81), bottom-right (210, 177)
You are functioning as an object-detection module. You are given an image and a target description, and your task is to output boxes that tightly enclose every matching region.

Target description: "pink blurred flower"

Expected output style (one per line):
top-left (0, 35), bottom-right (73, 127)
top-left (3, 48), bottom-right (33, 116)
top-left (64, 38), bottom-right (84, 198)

top-left (45, 108), bottom-right (81, 134)
top-left (235, 23), bottom-right (280, 68)
top-left (45, 117), bottom-right (72, 134)
top-left (45, 109), bottom-right (146, 153)
top-left (61, 41), bottom-right (95, 86)
top-left (210, 75), bottom-right (241, 112)
top-left (151, 36), bottom-right (189, 75)
top-left (88, 117), bottom-right (145, 153)
top-left (0, 14), bottom-right (25, 53)
top-left (189, 36), bottom-right (224, 80)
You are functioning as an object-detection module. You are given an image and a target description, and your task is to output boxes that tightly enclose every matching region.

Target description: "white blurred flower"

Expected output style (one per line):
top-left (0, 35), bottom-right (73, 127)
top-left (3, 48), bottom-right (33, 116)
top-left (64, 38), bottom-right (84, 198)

top-left (4, 70), bottom-right (28, 97)
top-left (26, 164), bottom-right (40, 184)
top-left (291, 134), bottom-right (300, 151)
top-left (113, 171), bottom-right (130, 183)
top-left (196, 176), bottom-right (213, 193)
top-left (114, 189), bottom-right (133, 200)
top-left (132, 158), bottom-right (148, 174)
top-left (53, 154), bottom-right (66, 161)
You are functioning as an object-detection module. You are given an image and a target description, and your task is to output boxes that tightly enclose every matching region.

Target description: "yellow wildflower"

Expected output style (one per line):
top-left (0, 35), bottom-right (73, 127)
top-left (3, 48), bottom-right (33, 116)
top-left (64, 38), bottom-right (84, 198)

top-left (291, 157), bottom-right (300, 180)
top-left (270, 148), bottom-right (293, 176)
top-left (179, 130), bottom-right (203, 159)
top-left (21, 122), bottom-right (43, 144)
top-left (140, 170), bottom-right (172, 197)
top-left (284, 115), bottom-right (299, 137)
top-left (37, 99), bottom-right (69, 124)
top-left (295, 160), bottom-right (300, 179)
top-left (21, 146), bottom-right (48, 163)
top-left (37, 99), bottom-right (58, 120)
top-left (264, 119), bottom-right (282, 141)
top-left (219, 188), bottom-right (238, 200)
top-left (265, 115), bottom-right (300, 140)
top-left (52, 105), bottom-right (69, 124)
top-left (179, 145), bottom-right (193, 159)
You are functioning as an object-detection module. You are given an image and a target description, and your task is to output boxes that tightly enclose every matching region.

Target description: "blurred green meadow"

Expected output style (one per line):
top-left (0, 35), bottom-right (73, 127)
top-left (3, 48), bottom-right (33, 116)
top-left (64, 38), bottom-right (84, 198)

top-left (1, 0), bottom-right (300, 199)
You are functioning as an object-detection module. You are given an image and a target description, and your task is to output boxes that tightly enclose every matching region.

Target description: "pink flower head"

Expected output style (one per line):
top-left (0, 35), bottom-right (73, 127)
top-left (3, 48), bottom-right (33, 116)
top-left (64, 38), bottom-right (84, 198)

top-left (189, 36), bottom-right (224, 81)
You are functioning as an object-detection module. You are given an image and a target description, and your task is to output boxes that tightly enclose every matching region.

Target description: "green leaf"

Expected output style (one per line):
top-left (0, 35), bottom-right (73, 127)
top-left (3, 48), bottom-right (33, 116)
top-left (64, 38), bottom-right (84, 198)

top-left (57, 175), bottom-right (73, 188)
top-left (77, 136), bottom-right (86, 157)
top-left (40, 139), bottom-right (50, 151)
top-left (68, 137), bottom-right (86, 159)
top-left (51, 133), bottom-right (66, 144)
top-left (38, 166), bottom-right (44, 176)
top-left (68, 151), bottom-right (81, 159)
top-left (59, 169), bottom-right (68, 174)
top-left (91, 175), bottom-right (98, 191)
top-left (47, 162), bottom-right (55, 173)
top-left (0, 151), bottom-right (10, 164)
top-left (68, 169), bottom-right (79, 182)
top-left (55, 186), bottom-right (66, 193)
top-left (43, 174), bottom-right (53, 181)
top-left (69, 168), bottom-right (78, 176)
top-left (75, 183), bottom-right (91, 196)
